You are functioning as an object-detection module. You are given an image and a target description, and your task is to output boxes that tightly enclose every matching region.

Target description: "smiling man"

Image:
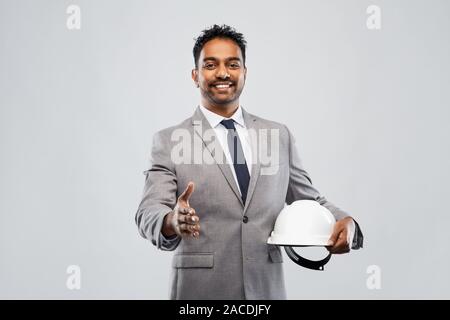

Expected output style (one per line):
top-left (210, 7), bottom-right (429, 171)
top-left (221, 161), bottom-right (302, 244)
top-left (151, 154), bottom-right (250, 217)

top-left (193, 36), bottom-right (246, 118)
top-left (135, 24), bottom-right (363, 300)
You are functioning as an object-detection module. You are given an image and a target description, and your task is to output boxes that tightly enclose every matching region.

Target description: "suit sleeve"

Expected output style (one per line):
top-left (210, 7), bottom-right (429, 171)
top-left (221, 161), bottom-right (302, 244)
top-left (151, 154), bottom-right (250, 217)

top-left (284, 126), bottom-right (363, 249)
top-left (135, 131), bottom-right (181, 251)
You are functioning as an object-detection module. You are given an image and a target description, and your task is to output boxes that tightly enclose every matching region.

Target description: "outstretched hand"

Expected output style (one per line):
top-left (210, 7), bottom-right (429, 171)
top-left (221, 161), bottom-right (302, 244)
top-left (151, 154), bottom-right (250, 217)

top-left (162, 182), bottom-right (200, 239)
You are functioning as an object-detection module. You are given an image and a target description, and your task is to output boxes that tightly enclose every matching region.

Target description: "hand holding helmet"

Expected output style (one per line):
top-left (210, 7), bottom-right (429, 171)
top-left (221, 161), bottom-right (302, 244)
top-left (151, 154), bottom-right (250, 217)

top-left (267, 200), bottom-right (354, 270)
top-left (326, 216), bottom-right (355, 254)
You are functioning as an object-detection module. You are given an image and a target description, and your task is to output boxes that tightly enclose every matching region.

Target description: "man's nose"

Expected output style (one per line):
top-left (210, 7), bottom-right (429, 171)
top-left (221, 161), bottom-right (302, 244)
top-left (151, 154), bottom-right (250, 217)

top-left (216, 65), bottom-right (230, 79)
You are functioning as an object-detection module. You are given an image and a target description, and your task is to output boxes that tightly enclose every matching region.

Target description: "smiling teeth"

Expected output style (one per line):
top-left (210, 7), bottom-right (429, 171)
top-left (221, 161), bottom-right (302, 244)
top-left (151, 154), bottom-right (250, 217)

top-left (215, 84), bottom-right (230, 88)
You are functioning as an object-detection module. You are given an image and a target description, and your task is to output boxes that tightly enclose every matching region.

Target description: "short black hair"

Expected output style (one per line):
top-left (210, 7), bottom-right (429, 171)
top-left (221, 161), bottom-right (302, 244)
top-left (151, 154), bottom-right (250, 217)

top-left (193, 24), bottom-right (247, 68)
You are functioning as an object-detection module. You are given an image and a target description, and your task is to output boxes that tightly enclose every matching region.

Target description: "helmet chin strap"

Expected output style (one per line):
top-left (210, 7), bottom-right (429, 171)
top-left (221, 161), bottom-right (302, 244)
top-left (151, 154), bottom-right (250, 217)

top-left (284, 246), bottom-right (332, 271)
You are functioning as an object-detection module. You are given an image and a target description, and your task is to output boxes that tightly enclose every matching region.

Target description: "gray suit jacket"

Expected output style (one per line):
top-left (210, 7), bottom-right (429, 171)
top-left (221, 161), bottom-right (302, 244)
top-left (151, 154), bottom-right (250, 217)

top-left (135, 106), bottom-right (362, 300)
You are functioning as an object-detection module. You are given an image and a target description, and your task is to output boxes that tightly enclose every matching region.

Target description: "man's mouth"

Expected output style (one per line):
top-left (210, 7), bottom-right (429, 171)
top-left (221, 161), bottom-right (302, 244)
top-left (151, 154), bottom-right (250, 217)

top-left (211, 82), bottom-right (234, 91)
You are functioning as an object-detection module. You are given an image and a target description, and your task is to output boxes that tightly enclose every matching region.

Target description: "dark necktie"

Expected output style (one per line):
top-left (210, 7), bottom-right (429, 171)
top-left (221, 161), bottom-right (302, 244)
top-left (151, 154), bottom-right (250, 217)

top-left (220, 119), bottom-right (250, 204)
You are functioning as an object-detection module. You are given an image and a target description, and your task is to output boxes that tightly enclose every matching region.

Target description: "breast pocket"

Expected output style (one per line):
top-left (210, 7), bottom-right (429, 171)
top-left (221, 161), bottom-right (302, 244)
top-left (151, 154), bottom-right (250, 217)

top-left (172, 253), bottom-right (214, 268)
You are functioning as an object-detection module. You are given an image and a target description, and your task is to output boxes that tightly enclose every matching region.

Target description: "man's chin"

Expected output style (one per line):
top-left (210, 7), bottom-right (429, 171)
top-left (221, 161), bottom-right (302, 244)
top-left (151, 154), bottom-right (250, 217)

top-left (202, 92), bottom-right (239, 107)
top-left (212, 100), bottom-right (236, 107)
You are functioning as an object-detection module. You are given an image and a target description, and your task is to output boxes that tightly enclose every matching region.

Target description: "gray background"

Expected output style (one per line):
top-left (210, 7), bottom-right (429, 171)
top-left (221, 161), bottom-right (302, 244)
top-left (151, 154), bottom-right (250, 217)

top-left (1, 0), bottom-right (449, 299)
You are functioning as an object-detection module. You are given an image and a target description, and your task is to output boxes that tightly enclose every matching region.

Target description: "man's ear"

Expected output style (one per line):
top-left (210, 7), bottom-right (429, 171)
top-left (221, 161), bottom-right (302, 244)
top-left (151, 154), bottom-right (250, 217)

top-left (191, 68), bottom-right (199, 87)
top-left (244, 66), bottom-right (247, 80)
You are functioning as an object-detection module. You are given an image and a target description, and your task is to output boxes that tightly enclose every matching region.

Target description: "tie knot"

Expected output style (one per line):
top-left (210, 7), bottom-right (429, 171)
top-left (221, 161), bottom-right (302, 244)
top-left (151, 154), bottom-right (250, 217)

top-left (220, 119), bottom-right (236, 130)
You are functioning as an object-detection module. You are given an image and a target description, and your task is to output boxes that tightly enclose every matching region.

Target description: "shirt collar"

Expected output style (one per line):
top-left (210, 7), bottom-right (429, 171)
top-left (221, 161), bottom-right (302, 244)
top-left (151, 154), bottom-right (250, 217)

top-left (199, 104), bottom-right (246, 129)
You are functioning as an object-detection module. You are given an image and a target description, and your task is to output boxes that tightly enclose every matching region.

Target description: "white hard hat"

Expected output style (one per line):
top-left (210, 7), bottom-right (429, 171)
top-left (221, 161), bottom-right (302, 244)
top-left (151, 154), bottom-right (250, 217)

top-left (267, 200), bottom-right (336, 270)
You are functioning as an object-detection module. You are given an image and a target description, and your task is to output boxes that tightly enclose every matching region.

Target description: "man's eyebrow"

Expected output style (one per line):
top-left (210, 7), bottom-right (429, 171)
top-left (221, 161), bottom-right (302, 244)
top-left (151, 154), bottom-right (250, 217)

top-left (202, 57), bottom-right (242, 62)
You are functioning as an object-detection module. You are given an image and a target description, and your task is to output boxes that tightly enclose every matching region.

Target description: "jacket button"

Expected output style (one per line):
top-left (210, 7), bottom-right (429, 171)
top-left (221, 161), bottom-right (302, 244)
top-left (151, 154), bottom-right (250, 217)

top-left (243, 216), bottom-right (248, 223)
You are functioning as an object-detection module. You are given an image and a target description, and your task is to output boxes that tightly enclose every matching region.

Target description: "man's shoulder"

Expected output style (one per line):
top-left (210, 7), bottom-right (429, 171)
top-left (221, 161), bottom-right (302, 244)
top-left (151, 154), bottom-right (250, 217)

top-left (153, 117), bottom-right (192, 139)
top-left (246, 110), bottom-right (290, 134)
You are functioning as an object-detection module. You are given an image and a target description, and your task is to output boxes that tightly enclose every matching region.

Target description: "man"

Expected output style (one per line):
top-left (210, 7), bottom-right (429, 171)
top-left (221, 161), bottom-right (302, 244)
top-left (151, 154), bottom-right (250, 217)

top-left (135, 24), bottom-right (363, 300)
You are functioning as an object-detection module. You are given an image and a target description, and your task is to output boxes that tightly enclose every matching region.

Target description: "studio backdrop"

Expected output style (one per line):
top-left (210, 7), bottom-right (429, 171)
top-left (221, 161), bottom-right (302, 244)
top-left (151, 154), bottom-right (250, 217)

top-left (1, 0), bottom-right (449, 299)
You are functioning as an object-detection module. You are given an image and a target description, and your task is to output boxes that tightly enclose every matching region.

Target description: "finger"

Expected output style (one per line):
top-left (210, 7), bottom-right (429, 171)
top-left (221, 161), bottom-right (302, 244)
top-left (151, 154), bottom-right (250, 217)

top-left (178, 212), bottom-right (199, 225)
top-left (179, 223), bottom-right (197, 234)
top-left (328, 237), bottom-right (350, 254)
top-left (327, 229), bottom-right (340, 247)
top-left (186, 208), bottom-right (196, 216)
top-left (178, 182), bottom-right (195, 206)
top-left (179, 229), bottom-right (193, 237)
top-left (174, 222), bottom-right (190, 237)
top-left (178, 207), bottom-right (191, 215)
top-left (327, 231), bottom-right (342, 253)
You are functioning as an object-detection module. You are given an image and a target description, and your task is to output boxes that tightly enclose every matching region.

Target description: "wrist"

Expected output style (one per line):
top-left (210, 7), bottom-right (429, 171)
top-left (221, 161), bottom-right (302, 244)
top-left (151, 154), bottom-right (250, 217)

top-left (162, 211), bottom-right (176, 237)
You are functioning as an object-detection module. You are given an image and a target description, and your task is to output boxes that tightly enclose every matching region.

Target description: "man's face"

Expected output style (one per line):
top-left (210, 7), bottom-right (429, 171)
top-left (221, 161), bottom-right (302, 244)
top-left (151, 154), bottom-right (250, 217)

top-left (192, 38), bottom-right (247, 108)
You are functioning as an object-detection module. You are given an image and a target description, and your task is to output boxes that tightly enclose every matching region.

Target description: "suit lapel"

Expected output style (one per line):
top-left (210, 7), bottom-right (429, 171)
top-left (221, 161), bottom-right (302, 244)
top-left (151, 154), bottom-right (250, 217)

top-left (241, 108), bottom-right (261, 214)
top-left (191, 107), bottom-right (244, 207)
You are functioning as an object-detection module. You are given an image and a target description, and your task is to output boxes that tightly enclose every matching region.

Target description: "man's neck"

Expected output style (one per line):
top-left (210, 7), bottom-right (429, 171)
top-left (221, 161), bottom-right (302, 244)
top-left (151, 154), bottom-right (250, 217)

top-left (202, 102), bottom-right (239, 118)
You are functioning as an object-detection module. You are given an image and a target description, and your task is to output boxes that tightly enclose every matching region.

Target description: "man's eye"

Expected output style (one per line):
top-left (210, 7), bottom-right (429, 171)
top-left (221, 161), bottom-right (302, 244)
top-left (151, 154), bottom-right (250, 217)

top-left (204, 64), bottom-right (215, 69)
top-left (229, 63), bottom-right (240, 68)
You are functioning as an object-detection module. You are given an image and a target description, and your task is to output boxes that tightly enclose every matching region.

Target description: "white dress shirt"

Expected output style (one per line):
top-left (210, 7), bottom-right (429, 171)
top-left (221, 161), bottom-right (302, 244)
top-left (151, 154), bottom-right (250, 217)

top-left (199, 104), bottom-right (252, 196)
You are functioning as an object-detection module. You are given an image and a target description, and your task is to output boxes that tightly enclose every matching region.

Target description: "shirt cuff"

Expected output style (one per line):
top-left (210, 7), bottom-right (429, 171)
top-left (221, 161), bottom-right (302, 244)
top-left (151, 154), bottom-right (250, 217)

top-left (350, 219), bottom-right (364, 250)
top-left (159, 232), bottom-right (181, 251)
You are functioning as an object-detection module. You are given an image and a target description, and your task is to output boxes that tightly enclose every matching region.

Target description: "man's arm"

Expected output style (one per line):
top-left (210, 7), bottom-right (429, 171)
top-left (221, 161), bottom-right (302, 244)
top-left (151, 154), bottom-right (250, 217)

top-left (284, 125), bottom-right (363, 250)
top-left (135, 131), bottom-right (181, 251)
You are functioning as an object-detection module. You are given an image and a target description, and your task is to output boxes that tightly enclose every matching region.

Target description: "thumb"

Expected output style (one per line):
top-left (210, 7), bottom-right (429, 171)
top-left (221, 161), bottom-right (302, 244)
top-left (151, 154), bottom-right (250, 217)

top-left (178, 181), bottom-right (195, 206)
top-left (327, 227), bottom-right (340, 246)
